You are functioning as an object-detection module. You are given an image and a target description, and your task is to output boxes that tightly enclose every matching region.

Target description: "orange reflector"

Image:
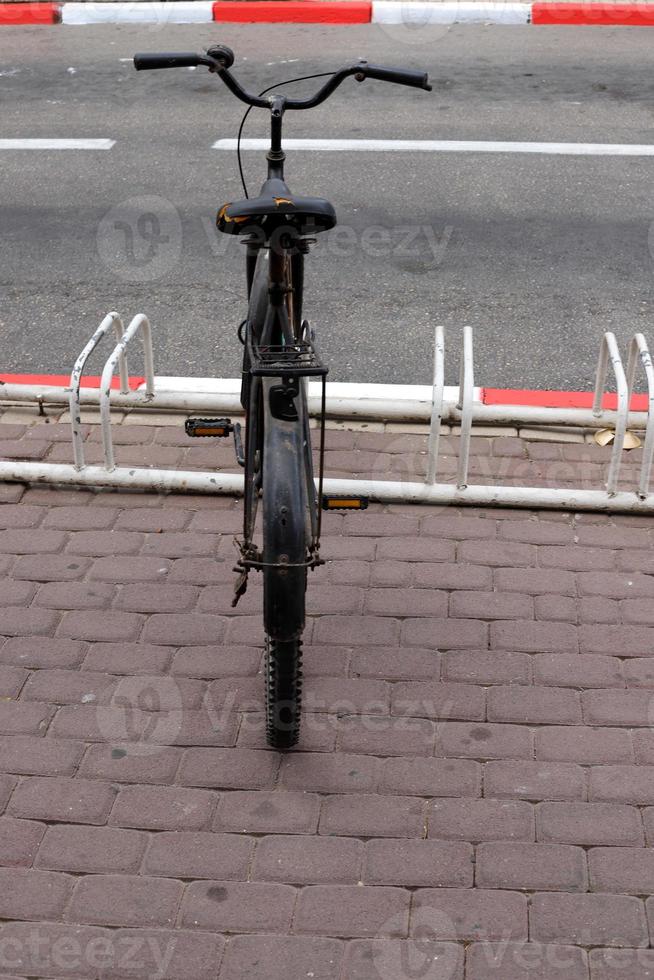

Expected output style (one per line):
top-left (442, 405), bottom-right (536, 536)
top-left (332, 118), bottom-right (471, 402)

top-left (322, 496), bottom-right (369, 511)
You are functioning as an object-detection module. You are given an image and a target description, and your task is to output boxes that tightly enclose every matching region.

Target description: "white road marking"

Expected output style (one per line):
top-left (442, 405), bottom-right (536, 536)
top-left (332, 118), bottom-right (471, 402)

top-left (0, 139), bottom-right (115, 150)
top-left (213, 138), bottom-right (654, 157)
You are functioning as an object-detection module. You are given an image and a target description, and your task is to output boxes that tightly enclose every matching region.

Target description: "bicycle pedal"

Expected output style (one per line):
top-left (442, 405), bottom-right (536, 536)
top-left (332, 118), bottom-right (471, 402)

top-left (185, 418), bottom-right (233, 438)
top-left (322, 495), bottom-right (369, 512)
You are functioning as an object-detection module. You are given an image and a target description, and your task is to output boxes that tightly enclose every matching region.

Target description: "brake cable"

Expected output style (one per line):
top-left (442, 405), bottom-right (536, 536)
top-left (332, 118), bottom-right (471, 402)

top-left (236, 71), bottom-right (334, 199)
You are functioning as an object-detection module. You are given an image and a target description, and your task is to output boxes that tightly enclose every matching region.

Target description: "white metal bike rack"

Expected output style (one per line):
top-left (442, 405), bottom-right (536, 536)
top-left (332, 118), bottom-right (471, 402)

top-left (2, 312), bottom-right (654, 513)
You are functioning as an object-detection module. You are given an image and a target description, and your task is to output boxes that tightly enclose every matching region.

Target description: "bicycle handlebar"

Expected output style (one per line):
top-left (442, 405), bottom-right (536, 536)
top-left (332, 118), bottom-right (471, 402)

top-left (133, 47), bottom-right (432, 106)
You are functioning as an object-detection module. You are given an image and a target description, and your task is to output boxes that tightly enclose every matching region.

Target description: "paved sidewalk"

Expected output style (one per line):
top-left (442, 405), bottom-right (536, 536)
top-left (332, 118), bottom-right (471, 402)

top-left (1, 414), bottom-right (654, 979)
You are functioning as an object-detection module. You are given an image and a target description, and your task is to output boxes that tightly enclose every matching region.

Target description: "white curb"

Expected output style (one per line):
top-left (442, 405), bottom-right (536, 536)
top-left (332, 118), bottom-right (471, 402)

top-left (62, 1), bottom-right (213, 24)
top-left (371, 1), bottom-right (530, 24)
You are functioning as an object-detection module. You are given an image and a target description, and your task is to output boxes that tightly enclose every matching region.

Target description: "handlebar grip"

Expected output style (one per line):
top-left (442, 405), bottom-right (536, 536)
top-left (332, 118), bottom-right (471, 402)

top-left (134, 52), bottom-right (201, 71)
top-left (362, 64), bottom-right (431, 91)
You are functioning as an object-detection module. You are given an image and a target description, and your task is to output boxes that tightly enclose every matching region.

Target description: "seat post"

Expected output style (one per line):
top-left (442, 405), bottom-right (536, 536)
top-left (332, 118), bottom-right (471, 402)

top-left (267, 95), bottom-right (286, 180)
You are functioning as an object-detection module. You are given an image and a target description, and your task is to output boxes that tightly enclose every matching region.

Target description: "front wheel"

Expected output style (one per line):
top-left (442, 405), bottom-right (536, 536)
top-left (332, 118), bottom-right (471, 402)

top-left (265, 636), bottom-right (302, 749)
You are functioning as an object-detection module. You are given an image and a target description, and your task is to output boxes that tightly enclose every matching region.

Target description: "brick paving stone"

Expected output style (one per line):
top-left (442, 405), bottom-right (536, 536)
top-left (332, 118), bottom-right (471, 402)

top-left (21, 668), bottom-right (116, 706)
top-left (578, 596), bottom-right (619, 625)
top-left (172, 644), bottom-right (262, 679)
top-left (253, 834), bottom-right (363, 885)
top-left (584, 690), bottom-right (654, 726)
top-left (589, 948), bottom-right (654, 979)
top-left (143, 613), bottom-right (228, 646)
top-left (179, 747), bottom-right (279, 790)
top-left (294, 884), bottom-right (409, 938)
top-left (105, 927), bottom-right (226, 980)
top-left (535, 594), bottom-right (578, 622)
top-left (312, 614), bottom-right (400, 647)
top-left (363, 839), bottom-right (473, 887)
top-left (214, 790), bottom-right (319, 835)
top-left (531, 892), bottom-right (648, 948)
top-left (450, 591), bottom-right (534, 620)
top-left (428, 798), bottom-right (535, 842)
top-left (219, 935), bottom-right (344, 980)
top-left (318, 794), bottom-right (426, 838)
top-left (144, 830), bottom-right (253, 879)
top-left (36, 824), bottom-right (147, 874)
top-left (115, 507), bottom-right (190, 531)
top-left (441, 650), bottom-right (531, 685)
top-left (336, 715), bottom-right (436, 757)
top-left (0, 919), bottom-right (111, 977)
top-left (0, 607), bottom-right (58, 637)
top-left (0, 816), bottom-right (45, 866)
top-left (141, 531), bottom-right (219, 557)
top-left (484, 761), bottom-right (586, 802)
top-left (349, 646), bottom-right (439, 682)
top-left (539, 545), bottom-right (615, 571)
top-left (364, 587), bottom-right (448, 618)
top-left (0, 866), bottom-right (73, 920)
top-left (488, 686), bottom-right (582, 725)
top-left (12, 553), bottom-right (91, 581)
top-left (458, 540), bottom-right (536, 567)
top-left (34, 580), bottom-right (115, 610)
top-left (67, 874), bottom-right (183, 927)
top-left (391, 681), bottom-right (485, 722)
top-left (0, 665), bottom-right (26, 699)
top-left (65, 530), bottom-right (143, 557)
top-left (412, 562), bottom-right (492, 590)
top-left (8, 776), bottom-right (116, 824)
top-left (114, 583), bottom-right (200, 614)
top-left (375, 536), bottom-right (455, 563)
top-left (495, 567), bottom-right (576, 595)
top-left (499, 520), bottom-right (575, 545)
top-left (344, 938), bottom-right (464, 979)
top-left (476, 842), bottom-right (588, 892)
top-left (0, 734), bottom-right (84, 777)
top-left (0, 700), bottom-right (51, 736)
top-left (0, 636), bottom-right (86, 670)
top-left (82, 641), bottom-right (172, 674)
top-left (623, 659), bottom-right (654, 687)
top-left (412, 887), bottom-right (528, 940)
top-left (580, 624), bottom-right (654, 657)
top-left (537, 802), bottom-right (644, 846)
top-left (467, 941), bottom-right (588, 979)
top-left (590, 766), bottom-right (654, 805)
top-left (89, 555), bottom-right (172, 583)
top-left (181, 879), bottom-right (296, 932)
top-left (401, 617), bottom-right (488, 651)
top-left (0, 773), bottom-right (16, 813)
top-left (0, 528), bottom-right (66, 555)
top-left (0, 579), bottom-right (36, 606)
top-left (381, 758), bottom-right (481, 799)
top-left (421, 515), bottom-right (496, 539)
top-left (111, 784), bottom-right (216, 831)
top-left (534, 654), bottom-right (624, 689)
top-left (589, 848), bottom-right (654, 895)
top-left (536, 726), bottom-right (633, 765)
top-left (58, 610), bottom-right (143, 642)
top-left (43, 505), bottom-right (117, 530)
top-left (79, 744), bottom-right (182, 785)
top-left (280, 753), bottom-right (379, 794)
top-left (437, 722), bottom-right (533, 761)
top-left (490, 620), bottom-right (577, 653)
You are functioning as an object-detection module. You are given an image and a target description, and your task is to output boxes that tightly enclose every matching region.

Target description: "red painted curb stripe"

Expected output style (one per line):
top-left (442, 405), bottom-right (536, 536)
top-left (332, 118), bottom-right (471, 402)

top-left (532, 1), bottom-right (654, 24)
top-left (213, 0), bottom-right (371, 22)
top-left (0, 2), bottom-right (59, 23)
top-left (483, 387), bottom-right (650, 411)
top-left (0, 374), bottom-right (144, 390)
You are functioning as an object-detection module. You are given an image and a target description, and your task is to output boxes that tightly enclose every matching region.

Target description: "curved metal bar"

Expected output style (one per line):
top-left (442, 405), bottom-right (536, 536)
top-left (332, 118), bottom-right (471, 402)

top-left (456, 325), bottom-right (475, 489)
top-left (100, 315), bottom-right (154, 471)
top-left (426, 325), bottom-right (445, 485)
top-left (68, 312), bottom-right (124, 471)
top-left (626, 333), bottom-right (654, 498)
top-left (593, 332), bottom-right (629, 495)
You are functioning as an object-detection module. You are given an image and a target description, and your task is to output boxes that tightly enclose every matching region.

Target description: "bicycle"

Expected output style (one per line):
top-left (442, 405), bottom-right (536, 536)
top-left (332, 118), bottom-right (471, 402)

top-left (134, 45), bottom-right (431, 748)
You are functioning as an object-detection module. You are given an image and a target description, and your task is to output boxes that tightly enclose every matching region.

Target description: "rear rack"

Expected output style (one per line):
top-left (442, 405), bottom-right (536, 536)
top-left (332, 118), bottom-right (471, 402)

top-left (249, 340), bottom-right (328, 378)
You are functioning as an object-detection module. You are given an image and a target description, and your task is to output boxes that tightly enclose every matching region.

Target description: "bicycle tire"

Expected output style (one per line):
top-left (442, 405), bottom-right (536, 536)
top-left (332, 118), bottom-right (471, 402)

top-left (265, 636), bottom-right (302, 748)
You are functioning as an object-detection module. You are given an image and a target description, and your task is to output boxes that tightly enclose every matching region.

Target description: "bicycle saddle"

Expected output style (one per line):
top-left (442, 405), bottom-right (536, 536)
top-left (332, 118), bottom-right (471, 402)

top-left (217, 178), bottom-right (336, 236)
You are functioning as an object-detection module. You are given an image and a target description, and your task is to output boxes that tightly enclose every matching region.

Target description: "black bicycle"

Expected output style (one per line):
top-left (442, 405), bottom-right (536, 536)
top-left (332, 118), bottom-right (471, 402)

top-left (134, 46), bottom-right (431, 748)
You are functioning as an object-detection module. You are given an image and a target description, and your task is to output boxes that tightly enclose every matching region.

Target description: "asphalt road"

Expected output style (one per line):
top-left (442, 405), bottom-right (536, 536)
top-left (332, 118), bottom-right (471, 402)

top-left (1, 24), bottom-right (654, 388)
